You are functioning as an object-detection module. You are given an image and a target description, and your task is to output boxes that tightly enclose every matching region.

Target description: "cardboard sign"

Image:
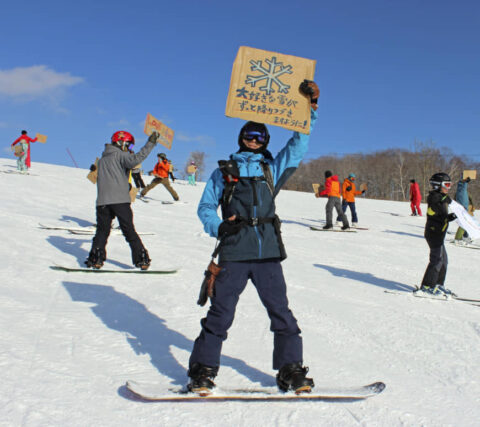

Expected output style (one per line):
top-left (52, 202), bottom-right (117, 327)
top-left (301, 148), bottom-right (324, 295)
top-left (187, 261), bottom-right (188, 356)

top-left (187, 165), bottom-right (197, 174)
top-left (130, 187), bottom-right (139, 203)
top-left (36, 133), bottom-right (47, 143)
top-left (13, 144), bottom-right (24, 157)
top-left (359, 183), bottom-right (368, 191)
top-left (144, 113), bottom-right (174, 149)
top-left (463, 170), bottom-right (477, 180)
top-left (87, 158), bottom-right (99, 184)
top-left (225, 46), bottom-right (316, 134)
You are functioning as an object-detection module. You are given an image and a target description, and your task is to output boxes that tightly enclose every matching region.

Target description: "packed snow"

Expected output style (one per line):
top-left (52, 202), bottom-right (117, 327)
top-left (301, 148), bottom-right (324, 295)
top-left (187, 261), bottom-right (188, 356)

top-left (1, 158), bottom-right (479, 426)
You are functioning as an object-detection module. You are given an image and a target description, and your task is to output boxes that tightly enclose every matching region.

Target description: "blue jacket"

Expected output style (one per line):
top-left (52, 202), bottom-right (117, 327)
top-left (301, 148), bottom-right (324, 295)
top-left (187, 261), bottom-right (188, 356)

top-left (455, 180), bottom-right (469, 209)
top-left (198, 108), bottom-right (317, 261)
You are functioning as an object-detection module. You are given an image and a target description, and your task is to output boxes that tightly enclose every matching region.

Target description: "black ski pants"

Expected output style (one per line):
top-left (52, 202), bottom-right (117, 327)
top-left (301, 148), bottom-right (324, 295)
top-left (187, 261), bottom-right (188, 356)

top-left (132, 172), bottom-right (145, 189)
top-left (421, 240), bottom-right (448, 287)
top-left (91, 203), bottom-right (146, 265)
top-left (189, 260), bottom-right (303, 371)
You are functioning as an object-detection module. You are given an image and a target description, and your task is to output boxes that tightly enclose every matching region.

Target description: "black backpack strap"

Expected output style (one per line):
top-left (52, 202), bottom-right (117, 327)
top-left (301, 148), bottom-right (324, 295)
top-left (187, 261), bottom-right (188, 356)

top-left (260, 161), bottom-right (275, 197)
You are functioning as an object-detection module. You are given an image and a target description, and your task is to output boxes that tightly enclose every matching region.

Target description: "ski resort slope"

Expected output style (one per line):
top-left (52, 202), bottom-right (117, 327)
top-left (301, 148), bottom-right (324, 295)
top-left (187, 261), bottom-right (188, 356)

top-left (1, 158), bottom-right (479, 427)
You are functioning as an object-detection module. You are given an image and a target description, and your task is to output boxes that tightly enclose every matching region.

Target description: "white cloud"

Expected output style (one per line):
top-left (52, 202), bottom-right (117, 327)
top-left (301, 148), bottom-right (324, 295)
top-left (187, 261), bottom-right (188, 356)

top-left (176, 132), bottom-right (215, 146)
top-left (0, 65), bottom-right (84, 97)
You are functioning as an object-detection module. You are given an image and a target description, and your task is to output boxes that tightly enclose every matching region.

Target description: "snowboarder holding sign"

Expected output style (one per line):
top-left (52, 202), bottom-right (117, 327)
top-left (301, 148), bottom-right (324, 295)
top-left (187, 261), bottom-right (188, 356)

top-left (417, 173), bottom-right (457, 296)
top-left (337, 173), bottom-right (364, 227)
top-left (187, 80), bottom-right (319, 396)
top-left (11, 130), bottom-right (37, 172)
top-left (85, 131), bottom-right (158, 270)
top-left (318, 171), bottom-right (349, 230)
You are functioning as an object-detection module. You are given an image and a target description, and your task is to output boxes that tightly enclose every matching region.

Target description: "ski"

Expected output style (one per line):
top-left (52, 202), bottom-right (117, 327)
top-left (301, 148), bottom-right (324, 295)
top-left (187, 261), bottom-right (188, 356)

top-left (310, 226), bottom-right (357, 232)
top-left (125, 380), bottom-right (385, 402)
top-left (50, 265), bottom-right (177, 274)
top-left (384, 289), bottom-right (480, 306)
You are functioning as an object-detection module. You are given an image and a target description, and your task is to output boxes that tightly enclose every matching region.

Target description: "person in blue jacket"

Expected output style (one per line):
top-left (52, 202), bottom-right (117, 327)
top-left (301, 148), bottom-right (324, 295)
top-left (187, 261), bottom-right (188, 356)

top-left (187, 80), bottom-right (320, 395)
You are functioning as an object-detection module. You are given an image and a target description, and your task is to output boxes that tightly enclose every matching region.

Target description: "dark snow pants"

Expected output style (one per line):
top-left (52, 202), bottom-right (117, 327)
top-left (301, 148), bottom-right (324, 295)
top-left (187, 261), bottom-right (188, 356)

top-left (338, 201), bottom-right (358, 223)
top-left (326, 196), bottom-right (348, 227)
top-left (189, 260), bottom-right (303, 371)
top-left (91, 203), bottom-right (146, 265)
top-left (421, 241), bottom-right (448, 287)
top-left (132, 172), bottom-right (145, 189)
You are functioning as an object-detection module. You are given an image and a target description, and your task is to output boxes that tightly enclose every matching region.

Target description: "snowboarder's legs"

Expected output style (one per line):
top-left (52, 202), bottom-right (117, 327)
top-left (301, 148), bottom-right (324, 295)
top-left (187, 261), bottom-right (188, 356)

top-left (16, 142), bottom-right (28, 172)
top-left (189, 261), bottom-right (250, 369)
top-left (421, 243), bottom-right (448, 288)
top-left (410, 201), bottom-right (417, 215)
top-left (331, 197), bottom-right (349, 228)
top-left (415, 201), bottom-right (422, 216)
top-left (140, 178), bottom-right (161, 197)
top-left (325, 197), bottom-right (336, 226)
top-left (250, 261), bottom-right (303, 370)
top-left (188, 174), bottom-right (196, 185)
top-left (132, 172), bottom-right (145, 189)
top-left (342, 201), bottom-right (358, 223)
top-left (160, 178), bottom-right (179, 201)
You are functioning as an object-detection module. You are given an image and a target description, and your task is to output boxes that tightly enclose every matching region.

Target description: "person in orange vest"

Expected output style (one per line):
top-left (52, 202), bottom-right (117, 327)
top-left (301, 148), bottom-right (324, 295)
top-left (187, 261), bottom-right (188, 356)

top-left (409, 179), bottom-right (422, 216)
top-left (337, 173), bottom-right (364, 227)
top-left (140, 153), bottom-right (179, 201)
top-left (318, 170), bottom-right (349, 230)
top-left (11, 130), bottom-right (37, 172)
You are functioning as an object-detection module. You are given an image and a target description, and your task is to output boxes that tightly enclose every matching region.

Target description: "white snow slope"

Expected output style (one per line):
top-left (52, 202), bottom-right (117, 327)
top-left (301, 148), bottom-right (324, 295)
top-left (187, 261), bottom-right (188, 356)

top-left (1, 158), bottom-right (479, 427)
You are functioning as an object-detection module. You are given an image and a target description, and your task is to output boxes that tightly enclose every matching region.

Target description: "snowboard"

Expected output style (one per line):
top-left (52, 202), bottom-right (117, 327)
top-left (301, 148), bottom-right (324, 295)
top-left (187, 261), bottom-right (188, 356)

top-left (449, 240), bottom-right (480, 250)
top-left (125, 380), bottom-right (385, 402)
top-left (1, 170), bottom-right (38, 176)
top-left (310, 226), bottom-right (357, 232)
top-left (50, 265), bottom-right (177, 274)
top-left (38, 223), bottom-right (95, 232)
top-left (67, 229), bottom-right (155, 236)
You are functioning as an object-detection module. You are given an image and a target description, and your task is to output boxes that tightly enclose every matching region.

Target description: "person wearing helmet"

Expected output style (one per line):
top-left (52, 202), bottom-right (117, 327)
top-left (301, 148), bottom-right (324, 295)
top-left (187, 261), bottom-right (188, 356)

top-left (85, 130), bottom-right (159, 270)
top-left (187, 161), bottom-right (198, 185)
top-left (417, 172), bottom-right (457, 296)
top-left (140, 153), bottom-right (179, 201)
top-left (186, 80), bottom-right (319, 395)
top-left (336, 173), bottom-right (364, 227)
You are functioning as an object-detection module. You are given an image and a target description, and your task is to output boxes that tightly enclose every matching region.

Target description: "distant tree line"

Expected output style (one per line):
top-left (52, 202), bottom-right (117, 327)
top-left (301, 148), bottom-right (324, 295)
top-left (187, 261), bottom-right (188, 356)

top-left (284, 141), bottom-right (480, 206)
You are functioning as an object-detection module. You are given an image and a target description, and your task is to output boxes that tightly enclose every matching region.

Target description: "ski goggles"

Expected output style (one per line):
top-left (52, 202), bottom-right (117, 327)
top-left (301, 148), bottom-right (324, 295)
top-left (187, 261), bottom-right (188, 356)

top-left (442, 181), bottom-right (452, 189)
top-left (242, 131), bottom-right (267, 144)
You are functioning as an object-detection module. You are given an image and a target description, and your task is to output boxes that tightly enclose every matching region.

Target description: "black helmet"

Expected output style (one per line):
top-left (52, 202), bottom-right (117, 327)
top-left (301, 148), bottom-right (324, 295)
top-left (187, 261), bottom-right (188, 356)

top-left (429, 172), bottom-right (451, 190)
top-left (238, 121), bottom-right (270, 154)
top-left (158, 153), bottom-right (167, 160)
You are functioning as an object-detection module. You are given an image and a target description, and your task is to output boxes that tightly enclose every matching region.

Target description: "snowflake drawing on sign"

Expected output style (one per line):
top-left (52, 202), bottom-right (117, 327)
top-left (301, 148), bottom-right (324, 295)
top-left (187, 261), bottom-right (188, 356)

top-left (245, 56), bottom-right (293, 95)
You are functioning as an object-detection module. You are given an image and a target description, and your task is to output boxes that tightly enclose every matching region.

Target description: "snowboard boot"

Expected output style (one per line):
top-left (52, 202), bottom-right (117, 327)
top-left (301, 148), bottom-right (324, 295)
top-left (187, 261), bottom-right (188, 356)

top-left (416, 285), bottom-right (449, 297)
top-left (352, 222), bottom-right (358, 228)
top-left (135, 249), bottom-right (151, 270)
top-left (85, 248), bottom-right (106, 269)
top-left (341, 225), bottom-right (350, 231)
top-left (187, 363), bottom-right (218, 395)
top-left (276, 362), bottom-right (314, 394)
top-left (323, 224), bottom-right (333, 230)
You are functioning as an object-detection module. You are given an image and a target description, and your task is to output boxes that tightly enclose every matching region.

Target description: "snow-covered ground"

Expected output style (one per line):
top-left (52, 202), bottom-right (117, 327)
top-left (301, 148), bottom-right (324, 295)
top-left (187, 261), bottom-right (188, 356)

top-left (1, 157), bottom-right (479, 427)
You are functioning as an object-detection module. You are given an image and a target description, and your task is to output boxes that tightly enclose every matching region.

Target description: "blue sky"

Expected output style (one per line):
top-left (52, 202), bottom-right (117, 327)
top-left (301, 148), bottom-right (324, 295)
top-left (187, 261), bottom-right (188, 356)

top-left (1, 0), bottom-right (479, 178)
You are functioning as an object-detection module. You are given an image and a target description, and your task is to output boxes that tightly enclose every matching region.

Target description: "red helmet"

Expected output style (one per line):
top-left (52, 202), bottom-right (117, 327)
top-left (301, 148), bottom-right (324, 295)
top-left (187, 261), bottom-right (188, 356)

top-left (111, 131), bottom-right (135, 150)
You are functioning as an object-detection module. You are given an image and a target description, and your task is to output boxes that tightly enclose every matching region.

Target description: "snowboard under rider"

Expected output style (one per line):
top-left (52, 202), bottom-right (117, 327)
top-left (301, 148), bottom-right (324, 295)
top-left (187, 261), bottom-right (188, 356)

top-left (187, 80), bottom-right (320, 395)
top-left (418, 172), bottom-right (457, 296)
top-left (85, 130), bottom-right (158, 270)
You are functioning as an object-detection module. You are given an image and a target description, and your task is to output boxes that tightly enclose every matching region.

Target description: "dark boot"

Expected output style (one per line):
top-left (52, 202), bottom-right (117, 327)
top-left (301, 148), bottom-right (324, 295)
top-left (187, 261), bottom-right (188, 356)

top-left (276, 362), bottom-right (314, 393)
top-left (187, 363), bottom-right (218, 394)
top-left (85, 248), bottom-right (106, 269)
top-left (135, 249), bottom-right (151, 270)
top-left (341, 225), bottom-right (350, 230)
top-left (322, 224), bottom-right (333, 230)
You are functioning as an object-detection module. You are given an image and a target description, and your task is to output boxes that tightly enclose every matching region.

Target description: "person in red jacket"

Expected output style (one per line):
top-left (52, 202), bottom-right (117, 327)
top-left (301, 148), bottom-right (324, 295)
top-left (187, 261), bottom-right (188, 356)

top-left (11, 130), bottom-right (37, 172)
top-left (140, 153), bottom-right (179, 201)
top-left (409, 179), bottom-right (422, 216)
top-left (318, 170), bottom-right (349, 230)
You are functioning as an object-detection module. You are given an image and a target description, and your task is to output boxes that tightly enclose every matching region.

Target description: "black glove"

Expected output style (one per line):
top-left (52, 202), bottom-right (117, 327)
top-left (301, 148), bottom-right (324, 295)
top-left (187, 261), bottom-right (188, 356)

top-left (346, 186), bottom-right (352, 191)
top-left (362, 190), bottom-right (366, 194)
top-left (299, 80), bottom-right (320, 110)
top-left (148, 131), bottom-right (159, 144)
top-left (218, 217), bottom-right (245, 237)
top-left (465, 177), bottom-right (471, 183)
top-left (448, 213), bottom-right (457, 221)
top-left (89, 164), bottom-right (97, 172)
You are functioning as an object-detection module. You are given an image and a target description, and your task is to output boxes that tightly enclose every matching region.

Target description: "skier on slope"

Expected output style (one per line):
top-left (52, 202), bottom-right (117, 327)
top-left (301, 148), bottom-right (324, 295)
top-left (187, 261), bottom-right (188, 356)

top-left (11, 130), bottom-right (37, 172)
top-left (140, 153), bottom-right (179, 201)
top-left (186, 80), bottom-right (320, 395)
top-left (409, 179), bottom-right (422, 216)
top-left (317, 170), bottom-right (349, 230)
top-left (417, 172), bottom-right (457, 296)
top-left (336, 173), bottom-right (365, 227)
top-left (85, 130), bottom-right (158, 270)
top-left (453, 177), bottom-right (474, 244)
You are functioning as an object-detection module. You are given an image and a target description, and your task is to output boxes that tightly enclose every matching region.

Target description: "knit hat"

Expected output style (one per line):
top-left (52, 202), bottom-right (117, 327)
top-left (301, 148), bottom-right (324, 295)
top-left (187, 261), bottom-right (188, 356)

top-left (325, 170), bottom-right (332, 178)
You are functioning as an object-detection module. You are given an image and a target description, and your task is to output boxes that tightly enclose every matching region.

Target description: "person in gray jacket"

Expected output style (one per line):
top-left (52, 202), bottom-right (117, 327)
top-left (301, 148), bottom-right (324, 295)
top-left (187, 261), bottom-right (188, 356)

top-left (86, 130), bottom-right (158, 270)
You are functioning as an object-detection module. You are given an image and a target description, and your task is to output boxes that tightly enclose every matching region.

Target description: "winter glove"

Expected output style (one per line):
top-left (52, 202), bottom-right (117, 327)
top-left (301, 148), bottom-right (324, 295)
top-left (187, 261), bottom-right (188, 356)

top-left (465, 177), bottom-right (471, 183)
top-left (299, 80), bottom-right (320, 111)
top-left (89, 164), bottom-right (97, 172)
top-left (346, 186), bottom-right (352, 192)
top-left (362, 190), bottom-right (366, 194)
top-left (218, 217), bottom-right (246, 237)
top-left (448, 213), bottom-right (457, 221)
top-left (148, 131), bottom-right (159, 144)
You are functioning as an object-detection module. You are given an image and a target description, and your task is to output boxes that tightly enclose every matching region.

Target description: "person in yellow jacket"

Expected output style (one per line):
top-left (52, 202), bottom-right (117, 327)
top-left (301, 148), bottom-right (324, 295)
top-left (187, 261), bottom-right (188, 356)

top-left (337, 173), bottom-right (365, 227)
